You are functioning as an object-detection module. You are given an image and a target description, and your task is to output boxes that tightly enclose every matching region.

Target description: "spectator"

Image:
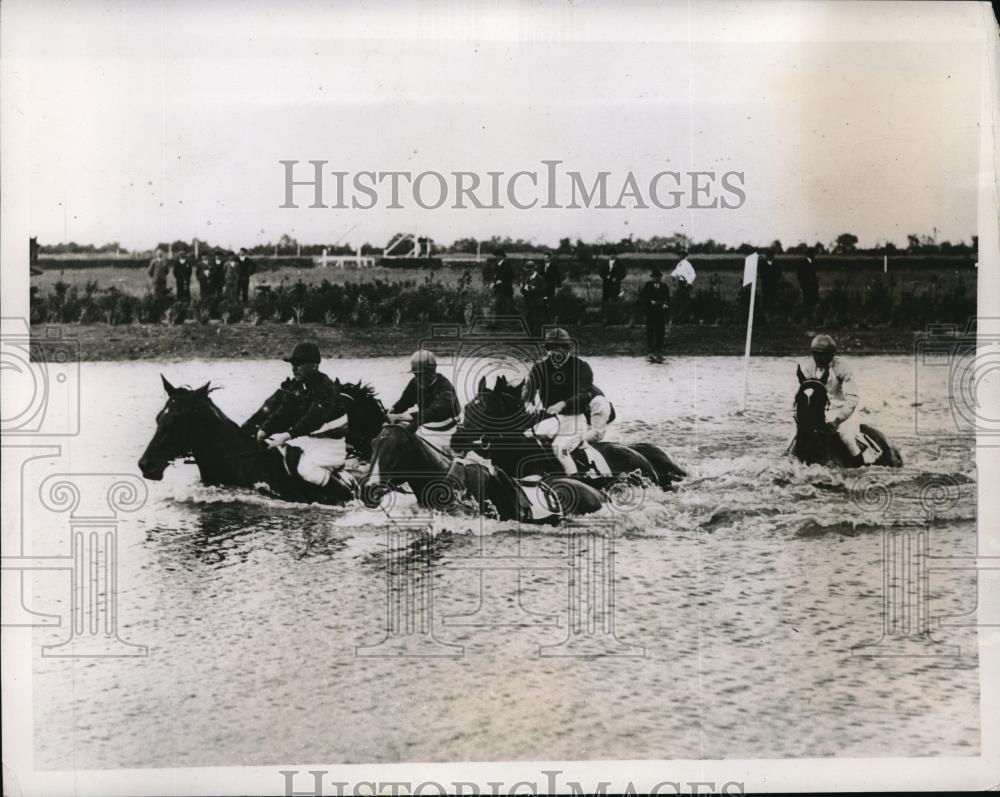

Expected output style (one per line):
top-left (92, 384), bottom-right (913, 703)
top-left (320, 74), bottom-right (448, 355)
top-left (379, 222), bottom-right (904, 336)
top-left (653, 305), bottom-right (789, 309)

top-left (760, 251), bottom-right (784, 320)
top-left (640, 268), bottom-right (669, 357)
top-left (796, 250), bottom-right (820, 318)
top-left (173, 250), bottom-right (192, 302)
top-left (223, 252), bottom-right (240, 301)
top-left (542, 252), bottom-right (562, 319)
top-left (236, 247), bottom-right (256, 303)
top-left (147, 250), bottom-right (170, 297)
top-left (520, 260), bottom-right (547, 337)
top-left (599, 255), bottom-right (627, 324)
top-left (670, 250), bottom-right (696, 323)
top-left (196, 254), bottom-right (212, 300)
top-left (209, 251), bottom-right (226, 298)
top-left (491, 250), bottom-right (516, 316)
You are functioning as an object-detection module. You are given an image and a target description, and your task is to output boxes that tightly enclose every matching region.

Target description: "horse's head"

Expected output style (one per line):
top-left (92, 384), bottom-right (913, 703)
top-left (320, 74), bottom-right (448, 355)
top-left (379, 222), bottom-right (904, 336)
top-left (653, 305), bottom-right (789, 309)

top-left (138, 376), bottom-right (216, 480)
top-left (794, 365), bottom-right (831, 436)
top-left (332, 379), bottom-right (386, 460)
top-left (452, 374), bottom-right (533, 455)
top-left (359, 422), bottom-right (417, 505)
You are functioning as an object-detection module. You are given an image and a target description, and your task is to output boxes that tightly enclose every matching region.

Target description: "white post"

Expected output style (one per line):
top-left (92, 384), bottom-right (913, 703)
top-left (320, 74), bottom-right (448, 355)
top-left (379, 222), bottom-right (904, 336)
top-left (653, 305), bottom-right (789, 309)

top-left (884, 254), bottom-right (888, 274)
top-left (741, 263), bottom-right (758, 412)
top-left (477, 240), bottom-right (482, 263)
top-left (321, 247), bottom-right (328, 268)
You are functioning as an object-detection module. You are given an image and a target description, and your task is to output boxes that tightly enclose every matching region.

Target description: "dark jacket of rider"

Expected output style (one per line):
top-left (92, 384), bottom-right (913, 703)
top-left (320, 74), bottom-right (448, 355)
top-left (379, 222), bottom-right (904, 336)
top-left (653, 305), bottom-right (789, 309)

top-left (391, 374), bottom-right (461, 428)
top-left (245, 371), bottom-right (340, 438)
top-left (524, 355), bottom-right (595, 416)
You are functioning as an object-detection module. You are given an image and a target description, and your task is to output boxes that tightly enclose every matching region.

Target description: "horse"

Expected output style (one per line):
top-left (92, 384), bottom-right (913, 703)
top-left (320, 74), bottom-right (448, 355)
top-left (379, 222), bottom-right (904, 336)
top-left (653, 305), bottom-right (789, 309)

top-left (452, 375), bottom-right (686, 489)
top-left (792, 374), bottom-right (903, 468)
top-left (138, 376), bottom-right (363, 504)
top-left (359, 422), bottom-right (603, 520)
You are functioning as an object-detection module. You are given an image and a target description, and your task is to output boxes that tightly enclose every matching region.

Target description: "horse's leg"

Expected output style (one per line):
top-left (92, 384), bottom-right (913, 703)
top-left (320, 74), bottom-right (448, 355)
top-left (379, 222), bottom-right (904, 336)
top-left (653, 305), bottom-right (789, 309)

top-left (626, 442), bottom-right (686, 486)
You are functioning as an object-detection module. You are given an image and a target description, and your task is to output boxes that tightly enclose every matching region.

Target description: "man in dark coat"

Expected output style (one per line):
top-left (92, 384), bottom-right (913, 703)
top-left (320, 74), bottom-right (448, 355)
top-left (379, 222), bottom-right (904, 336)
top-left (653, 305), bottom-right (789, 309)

top-left (599, 255), bottom-right (627, 324)
top-left (640, 268), bottom-right (670, 356)
top-left (172, 250), bottom-right (193, 302)
top-left (387, 349), bottom-right (462, 452)
top-left (241, 342), bottom-right (345, 486)
top-left (147, 250), bottom-right (170, 297)
top-left (542, 252), bottom-right (562, 321)
top-left (520, 260), bottom-right (548, 337)
top-left (521, 328), bottom-right (595, 475)
top-left (209, 251), bottom-right (226, 298)
top-left (796, 250), bottom-right (819, 317)
top-left (196, 254), bottom-right (212, 300)
top-left (236, 247), bottom-right (256, 303)
top-left (491, 250), bottom-right (515, 316)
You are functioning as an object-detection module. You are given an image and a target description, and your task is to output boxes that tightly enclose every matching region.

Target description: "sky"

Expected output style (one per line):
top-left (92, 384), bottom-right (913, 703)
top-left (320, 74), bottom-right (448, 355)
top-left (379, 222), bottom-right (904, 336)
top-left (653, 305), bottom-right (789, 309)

top-left (1, 0), bottom-right (993, 252)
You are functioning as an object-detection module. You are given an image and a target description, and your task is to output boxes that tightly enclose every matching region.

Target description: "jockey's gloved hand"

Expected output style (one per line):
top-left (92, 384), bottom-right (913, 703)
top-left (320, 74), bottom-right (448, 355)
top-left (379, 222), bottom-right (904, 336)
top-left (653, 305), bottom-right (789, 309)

top-left (255, 429), bottom-right (268, 443)
top-left (267, 432), bottom-right (292, 448)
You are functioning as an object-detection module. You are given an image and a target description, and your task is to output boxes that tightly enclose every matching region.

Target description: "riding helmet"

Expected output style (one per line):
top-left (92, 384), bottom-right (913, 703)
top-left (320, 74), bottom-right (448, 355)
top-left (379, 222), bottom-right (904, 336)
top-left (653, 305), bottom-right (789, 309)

top-left (810, 334), bottom-right (837, 353)
top-left (283, 341), bottom-right (322, 364)
top-left (410, 349), bottom-right (437, 373)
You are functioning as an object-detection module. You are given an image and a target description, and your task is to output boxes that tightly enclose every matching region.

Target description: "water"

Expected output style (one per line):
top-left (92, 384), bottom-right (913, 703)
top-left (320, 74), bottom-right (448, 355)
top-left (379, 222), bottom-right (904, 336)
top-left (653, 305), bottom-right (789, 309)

top-left (29, 355), bottom-right (979, 768)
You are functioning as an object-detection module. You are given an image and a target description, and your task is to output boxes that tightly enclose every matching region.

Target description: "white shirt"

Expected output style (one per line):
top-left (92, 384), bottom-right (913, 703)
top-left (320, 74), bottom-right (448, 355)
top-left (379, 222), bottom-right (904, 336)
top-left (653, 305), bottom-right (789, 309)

top-left (797, 355), bottom-right (859, 422)
top-left (671, 258), bottom-right (696, 285)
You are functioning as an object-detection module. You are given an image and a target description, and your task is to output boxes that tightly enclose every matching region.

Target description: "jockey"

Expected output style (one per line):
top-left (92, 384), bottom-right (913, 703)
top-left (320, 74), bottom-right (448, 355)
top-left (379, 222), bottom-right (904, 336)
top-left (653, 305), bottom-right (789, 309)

top-left (387, 350), bottom-right (462, 452)
top-left (241, 341), bottom-right (345, 486)
top-left (521, 328), bottom-right (595, 475)
top-left (797, 334), bottom-right (863, 466)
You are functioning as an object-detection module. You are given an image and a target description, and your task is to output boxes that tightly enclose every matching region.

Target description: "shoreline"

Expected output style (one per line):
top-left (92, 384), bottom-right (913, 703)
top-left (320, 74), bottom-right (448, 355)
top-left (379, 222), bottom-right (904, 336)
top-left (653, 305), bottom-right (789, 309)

top-left (31, 322), bottom-right (924, 361)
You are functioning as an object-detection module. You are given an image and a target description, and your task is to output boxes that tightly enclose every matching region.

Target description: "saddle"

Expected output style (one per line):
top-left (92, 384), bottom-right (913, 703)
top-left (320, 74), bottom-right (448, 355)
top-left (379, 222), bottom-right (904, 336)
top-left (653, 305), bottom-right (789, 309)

top-left (570, 443), bottom-right (611, 476)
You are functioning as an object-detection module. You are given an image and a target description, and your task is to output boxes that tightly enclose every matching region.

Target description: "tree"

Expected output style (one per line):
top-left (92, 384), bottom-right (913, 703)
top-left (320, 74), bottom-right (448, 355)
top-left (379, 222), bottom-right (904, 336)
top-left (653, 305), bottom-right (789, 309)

top-left (770, 239), bottom-right (784, 254)
top-left (833, 233), bottom-right (858, 254)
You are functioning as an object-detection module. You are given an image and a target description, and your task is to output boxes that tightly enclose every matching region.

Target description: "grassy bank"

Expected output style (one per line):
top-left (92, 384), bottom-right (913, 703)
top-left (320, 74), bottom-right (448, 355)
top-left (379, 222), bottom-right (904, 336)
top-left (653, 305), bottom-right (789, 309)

top-left (32, 321), bottom-right (926, 362)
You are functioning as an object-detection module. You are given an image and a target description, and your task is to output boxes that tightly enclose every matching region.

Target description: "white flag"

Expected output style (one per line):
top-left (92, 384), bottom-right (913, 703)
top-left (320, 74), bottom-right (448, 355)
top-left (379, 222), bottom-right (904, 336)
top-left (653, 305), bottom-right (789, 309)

top-left (743, 252), bottom-right (759, 286)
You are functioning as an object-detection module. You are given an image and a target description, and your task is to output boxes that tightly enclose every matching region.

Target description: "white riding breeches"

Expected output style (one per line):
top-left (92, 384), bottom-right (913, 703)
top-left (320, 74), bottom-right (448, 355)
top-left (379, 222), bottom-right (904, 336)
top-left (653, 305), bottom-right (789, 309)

top-left (585, 395), bottom-right (611, 443)
top-left (532, 413), bottom-right (587, 475)
top-left (290, 436), bottom-right (347, 486)
top-left (834, 410), bottom-right (862, 456)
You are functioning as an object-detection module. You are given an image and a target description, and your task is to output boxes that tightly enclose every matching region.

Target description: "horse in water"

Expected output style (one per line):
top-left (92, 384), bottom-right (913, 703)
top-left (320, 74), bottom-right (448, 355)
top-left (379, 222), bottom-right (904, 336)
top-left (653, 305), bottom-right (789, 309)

top-left (359, 422), bottom-right (602, 520)
top-left (138, 376), bottom-right (375, 504)
top-left (452, 375), bottom-right (686, 489)
top-left (792, 374), bottom-right (903, 468)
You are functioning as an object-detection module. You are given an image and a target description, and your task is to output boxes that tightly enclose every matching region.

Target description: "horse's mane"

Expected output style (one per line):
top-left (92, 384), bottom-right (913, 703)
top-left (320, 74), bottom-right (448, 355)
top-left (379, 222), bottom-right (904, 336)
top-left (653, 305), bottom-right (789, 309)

top-left (168, 382), bottom-right (240, 430)
top-left (339, 380), bottom-right (379, 403)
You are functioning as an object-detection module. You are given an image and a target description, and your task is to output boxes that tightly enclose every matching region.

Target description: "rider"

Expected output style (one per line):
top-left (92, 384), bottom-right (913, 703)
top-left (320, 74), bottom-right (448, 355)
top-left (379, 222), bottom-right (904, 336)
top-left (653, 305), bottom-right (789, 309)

top-left (521, 328), bottom-right (596, 475)
top-left (797, 334), bottom-right (863, 466)
top-left (386, 350), bottom-right (462, 452)
top-left (242, 341), bottom-right (345, 486)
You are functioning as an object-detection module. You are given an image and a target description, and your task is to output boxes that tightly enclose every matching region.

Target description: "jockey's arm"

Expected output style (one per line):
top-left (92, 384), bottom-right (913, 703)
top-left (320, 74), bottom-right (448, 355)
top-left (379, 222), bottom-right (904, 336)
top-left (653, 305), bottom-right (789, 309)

top-left (387, 380), bottom-right (417, 423)
top-left (243, 387), bottom-right (287, 434)
top-left (832, 367), bottom-right (859, 424)
top-left (415, 381), bottom-right (458, 427)
top-left (561, 361), bottom-right (595, 415)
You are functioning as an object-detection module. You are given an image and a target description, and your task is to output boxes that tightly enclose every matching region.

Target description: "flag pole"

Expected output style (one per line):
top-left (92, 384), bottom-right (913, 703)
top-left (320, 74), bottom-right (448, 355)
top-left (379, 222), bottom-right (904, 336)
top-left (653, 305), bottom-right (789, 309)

top-left (741, 253), bottom-right (759, 411)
